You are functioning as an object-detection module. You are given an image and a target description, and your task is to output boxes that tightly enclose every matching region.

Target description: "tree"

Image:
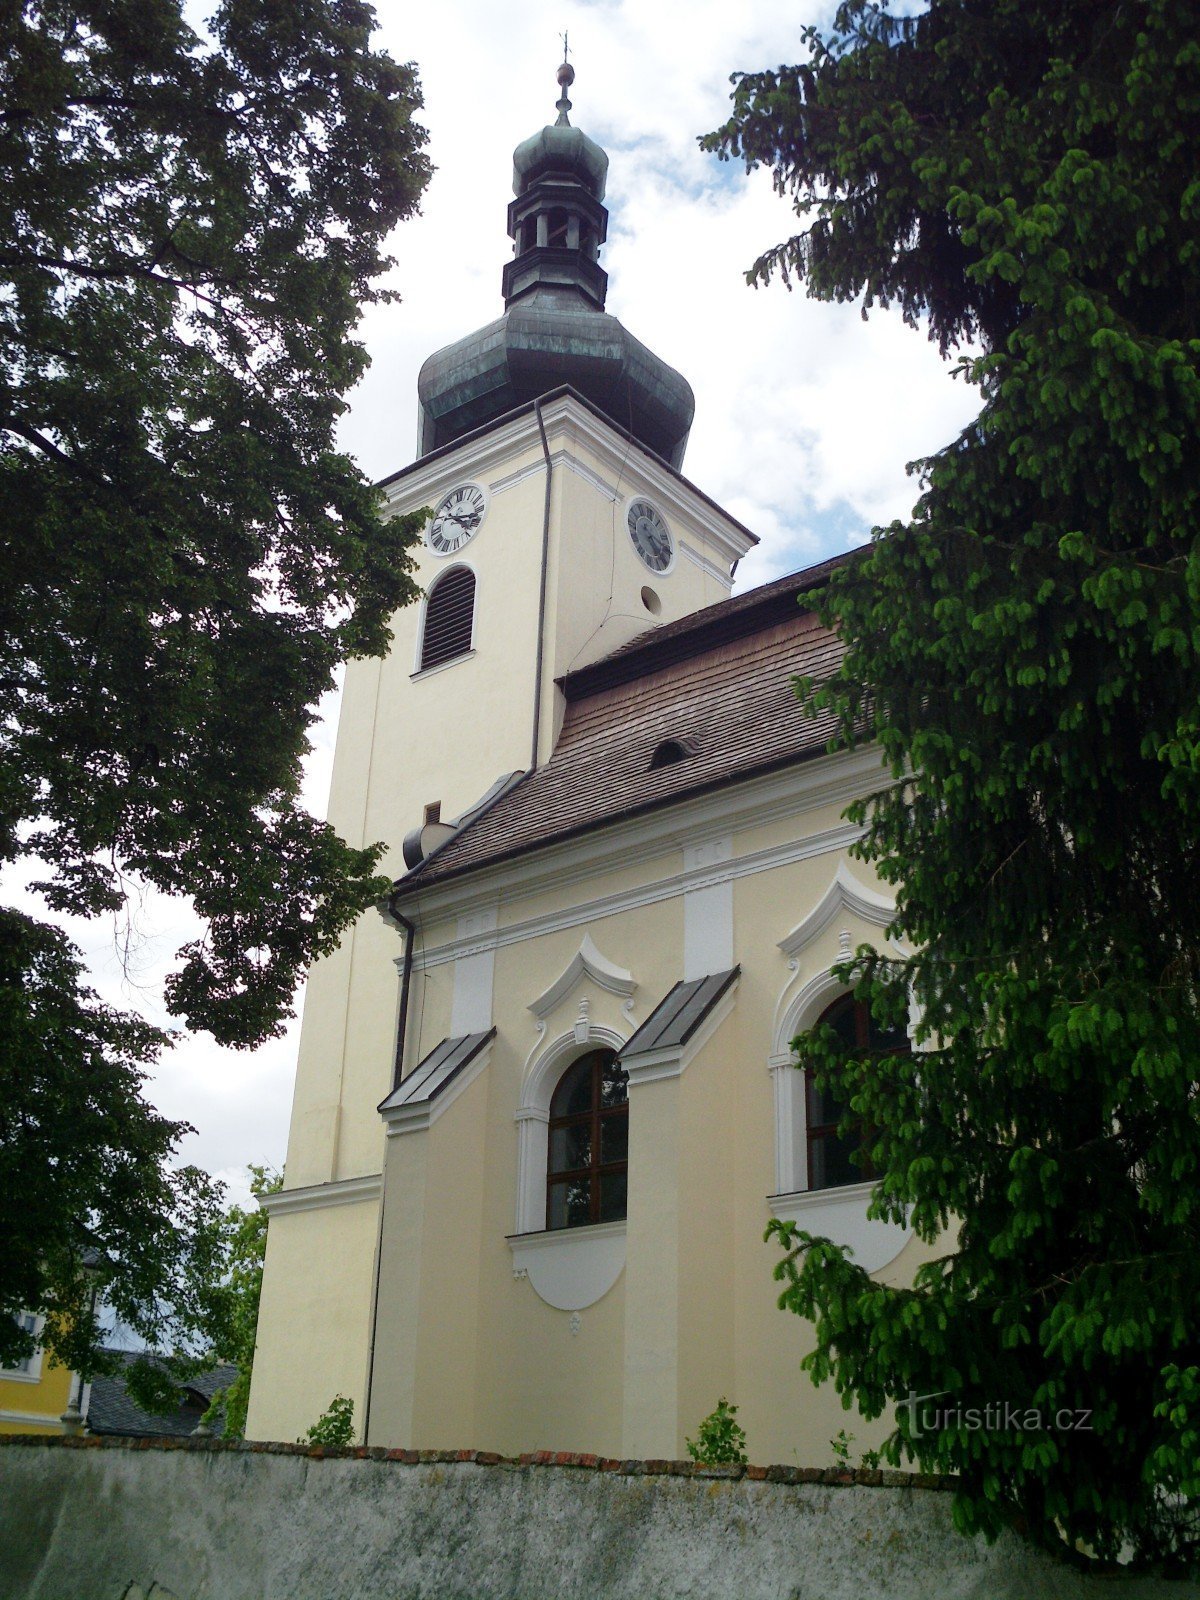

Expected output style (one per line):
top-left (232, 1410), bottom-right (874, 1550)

top-left (203, 1163), bottom-right (281, 1437)
top-left (0, 2), bottom-right (430, 1378)
top-left (704, 0), bottom-right (1200, 1571)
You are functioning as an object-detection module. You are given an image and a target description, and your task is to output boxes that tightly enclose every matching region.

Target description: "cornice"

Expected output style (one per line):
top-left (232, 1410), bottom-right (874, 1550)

top-left (398, 744), bottom-right (885, 931)
top-left (259, 1173), bottom-right (382, 1218)
top-left (412, 819), bottom-right (863, 973)
top-left (379, 392), bottom-right (754, 566)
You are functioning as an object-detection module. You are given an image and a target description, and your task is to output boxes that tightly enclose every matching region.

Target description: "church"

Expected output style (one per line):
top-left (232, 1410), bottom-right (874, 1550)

top-left (247, 60), bottom-right (932, 1463)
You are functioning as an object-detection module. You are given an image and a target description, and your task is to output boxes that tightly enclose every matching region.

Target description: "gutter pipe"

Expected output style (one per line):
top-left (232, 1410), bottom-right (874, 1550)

top-left (531, 397), bottom-right (553, 770)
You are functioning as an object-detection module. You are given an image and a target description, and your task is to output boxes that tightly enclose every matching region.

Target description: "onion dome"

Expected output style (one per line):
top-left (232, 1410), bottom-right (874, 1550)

top-left (417, 54), bottom-right (695, 471)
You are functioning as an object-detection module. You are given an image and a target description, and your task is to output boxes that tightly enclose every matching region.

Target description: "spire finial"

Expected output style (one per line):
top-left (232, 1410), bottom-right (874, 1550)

top-left (555, 33), bottom-right (574, 126)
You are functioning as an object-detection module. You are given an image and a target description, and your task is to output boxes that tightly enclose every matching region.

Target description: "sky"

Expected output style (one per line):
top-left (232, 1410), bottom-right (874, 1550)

top-left (37, 0), bottom-right (980, 1210)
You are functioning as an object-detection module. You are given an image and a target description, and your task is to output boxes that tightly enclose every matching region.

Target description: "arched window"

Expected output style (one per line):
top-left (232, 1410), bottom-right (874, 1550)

top-left (806, 994), bottom-right (908, 1190)
top-left (419, 566), bottom-right (475, 672)
top-left (546, 1049), bottom-right (628, 1230)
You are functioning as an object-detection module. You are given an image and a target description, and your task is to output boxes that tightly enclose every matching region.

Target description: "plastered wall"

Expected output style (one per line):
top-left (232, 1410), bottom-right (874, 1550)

top-left (1, 1439), bottom-right (1193, 1600)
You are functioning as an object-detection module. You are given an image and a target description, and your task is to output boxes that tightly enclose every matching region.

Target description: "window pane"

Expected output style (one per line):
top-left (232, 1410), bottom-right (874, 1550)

top-left (546, 1050), bottom-right (627, 1230)
top-left (548, 1177), bottom-right (592, 1231)
top-left (599, 1061), bottom-right (628, 1108)
top-left (550, 1057), bottom-right (593, 1119)
top-left (549, 1121), bottom-right (591, 1174)
top-left (598, 1171), bottom-right (627, 1223)
top-left (809, 1130), bottom-right (861, 1190)
top-left (806, 1071), bottom-right (848, 1129)
top-left (599, 1112), bottom-right (628, 1164)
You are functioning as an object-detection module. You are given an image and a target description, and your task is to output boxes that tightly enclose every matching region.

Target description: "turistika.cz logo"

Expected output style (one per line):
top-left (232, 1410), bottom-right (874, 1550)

top-left (899, 1391), bottom-right (1094, 1439)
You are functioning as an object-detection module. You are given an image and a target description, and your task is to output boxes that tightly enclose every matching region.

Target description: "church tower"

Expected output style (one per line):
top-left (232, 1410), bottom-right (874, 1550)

top-left (247, 61), bottom-right (756, 1443)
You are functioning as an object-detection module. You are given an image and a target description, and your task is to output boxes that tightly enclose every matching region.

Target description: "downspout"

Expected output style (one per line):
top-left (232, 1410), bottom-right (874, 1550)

top-left (388, 905), bottom-right (416, 1094)
top-left (364, 899), bottom-right (415, 1445)
top-left (531, 397), bottom-right (553, 769)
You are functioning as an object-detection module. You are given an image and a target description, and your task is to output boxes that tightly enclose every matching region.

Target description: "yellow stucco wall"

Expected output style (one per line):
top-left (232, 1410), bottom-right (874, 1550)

top-left (358, 748), bottom-right (929, 1465)
top-left (0, 1349), bottom-right (73, 1434)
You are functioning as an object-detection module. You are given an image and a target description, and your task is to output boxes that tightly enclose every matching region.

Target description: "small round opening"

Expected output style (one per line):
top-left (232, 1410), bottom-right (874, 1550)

top-left (641, 585), bottom-right (662, 616)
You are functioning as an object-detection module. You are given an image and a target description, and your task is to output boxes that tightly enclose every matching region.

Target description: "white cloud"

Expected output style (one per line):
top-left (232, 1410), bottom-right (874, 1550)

top-left (17, 2), bottom-right (981, 1188)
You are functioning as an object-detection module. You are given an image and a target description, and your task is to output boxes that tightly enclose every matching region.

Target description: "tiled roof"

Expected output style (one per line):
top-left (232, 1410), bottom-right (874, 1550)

top-left (86, 1351), bottom-right (238, 1438)
top-left (399, 561), bottom-right (848, 893)
top-left (620, 970), bottom-right (741, 1058)
top-left (561, 553), bottom-right (854, 698)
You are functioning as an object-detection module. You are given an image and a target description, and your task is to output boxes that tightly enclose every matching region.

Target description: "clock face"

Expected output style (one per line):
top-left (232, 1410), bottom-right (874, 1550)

top-left (627, 499), bottom-right (673, 573)
top-left (428, 483), bottom-right (487, 555)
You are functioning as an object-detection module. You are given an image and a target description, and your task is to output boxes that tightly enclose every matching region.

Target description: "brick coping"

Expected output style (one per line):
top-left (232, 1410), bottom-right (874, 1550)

top-left (0, 1433), bottom-right (955, 1490)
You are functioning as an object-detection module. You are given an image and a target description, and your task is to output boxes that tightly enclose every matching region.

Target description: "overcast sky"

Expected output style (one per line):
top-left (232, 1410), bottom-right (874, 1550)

top-left (45, 1), bottom-right (978, 1208)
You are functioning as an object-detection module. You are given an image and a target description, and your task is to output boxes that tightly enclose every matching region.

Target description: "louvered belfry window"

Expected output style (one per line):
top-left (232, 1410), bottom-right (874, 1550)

top-left (420, 566), bottom-right (475, 671)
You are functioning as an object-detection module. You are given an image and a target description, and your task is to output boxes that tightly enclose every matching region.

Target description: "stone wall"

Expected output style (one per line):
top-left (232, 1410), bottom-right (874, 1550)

top-left (1, 1436), bottom-right (1195, 1600)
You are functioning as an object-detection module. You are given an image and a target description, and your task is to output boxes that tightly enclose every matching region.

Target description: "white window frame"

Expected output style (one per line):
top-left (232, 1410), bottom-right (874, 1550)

top-left (2, 1312), bottom-right (44, 1383)
top-left (768, 970), bottom-right (914, 1275)
top-left (507, 1022), bottom-right (631, 1312)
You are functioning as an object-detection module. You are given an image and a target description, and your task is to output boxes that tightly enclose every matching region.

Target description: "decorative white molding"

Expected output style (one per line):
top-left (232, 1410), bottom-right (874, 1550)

top-left (623, 980), bottom-right (739, 1088)
top-left (507, 1220), bottom-right (627, 1312)
top-left (683, 836), bottom-right (733, 980)
top-left (771, 968), bottom-right (848, 1064)
top-left (0, 1408), bottom-right (62, 1429)
top-left (527, 934), bottom-right (637, 1021)
top-left (382, 1039), bottom-right (494, 1138)
top-left (679, 540), bottom-right (734, 588)
top-left (768, 1055), bottom-right (808, 1195)
top-left (778, 860), bottom-right (896, 961)
top-left (514, 1023), bottom-right (629, 1235)
top-left (259, 1173), bottom-right (382, 1218)
top-left (382, 393), bottom-right (755, 570)
top-left (768, 1181), bottom-right (912, 1276)
top-left (451, 906), bottom-right (498, 1036)
top-left (489, 448), bottom-right (621, 505)
top-left (561, 451), bottom-right (620, 503)
top-left (412, 817), bottom-right (866, 974)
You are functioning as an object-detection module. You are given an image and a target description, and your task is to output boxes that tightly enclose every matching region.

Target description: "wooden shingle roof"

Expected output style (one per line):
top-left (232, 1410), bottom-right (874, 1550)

top-left (398, 557), bottom-right (853, 894)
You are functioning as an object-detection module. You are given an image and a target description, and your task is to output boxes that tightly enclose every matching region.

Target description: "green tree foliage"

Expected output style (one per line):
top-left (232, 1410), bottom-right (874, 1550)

top-left (204, 1163), bottom-right (281, 1437)
top-left (0, 905), bottom-right (230, 1387)
top-left (705, 0), bottom-right (1200, 1572)
top-left (0, 1), bottom-right (430, 1377)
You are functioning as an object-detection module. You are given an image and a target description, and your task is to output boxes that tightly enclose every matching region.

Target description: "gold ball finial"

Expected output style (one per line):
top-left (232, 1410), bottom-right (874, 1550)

top-left (555, 33), bottom-right (574, 124)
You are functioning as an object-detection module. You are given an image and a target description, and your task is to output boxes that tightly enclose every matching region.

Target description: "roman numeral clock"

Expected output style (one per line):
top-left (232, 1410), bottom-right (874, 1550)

top-left (428, 483), bottom-right (488, 555)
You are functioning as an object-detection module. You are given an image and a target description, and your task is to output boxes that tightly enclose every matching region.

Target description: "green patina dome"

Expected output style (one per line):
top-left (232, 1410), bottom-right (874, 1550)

top-left (415, 63), bottom-right (694, 470)
top-left (417, 292), bottom-right (695, 470)
top-left (512, 122), bottom-right (608, 200)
